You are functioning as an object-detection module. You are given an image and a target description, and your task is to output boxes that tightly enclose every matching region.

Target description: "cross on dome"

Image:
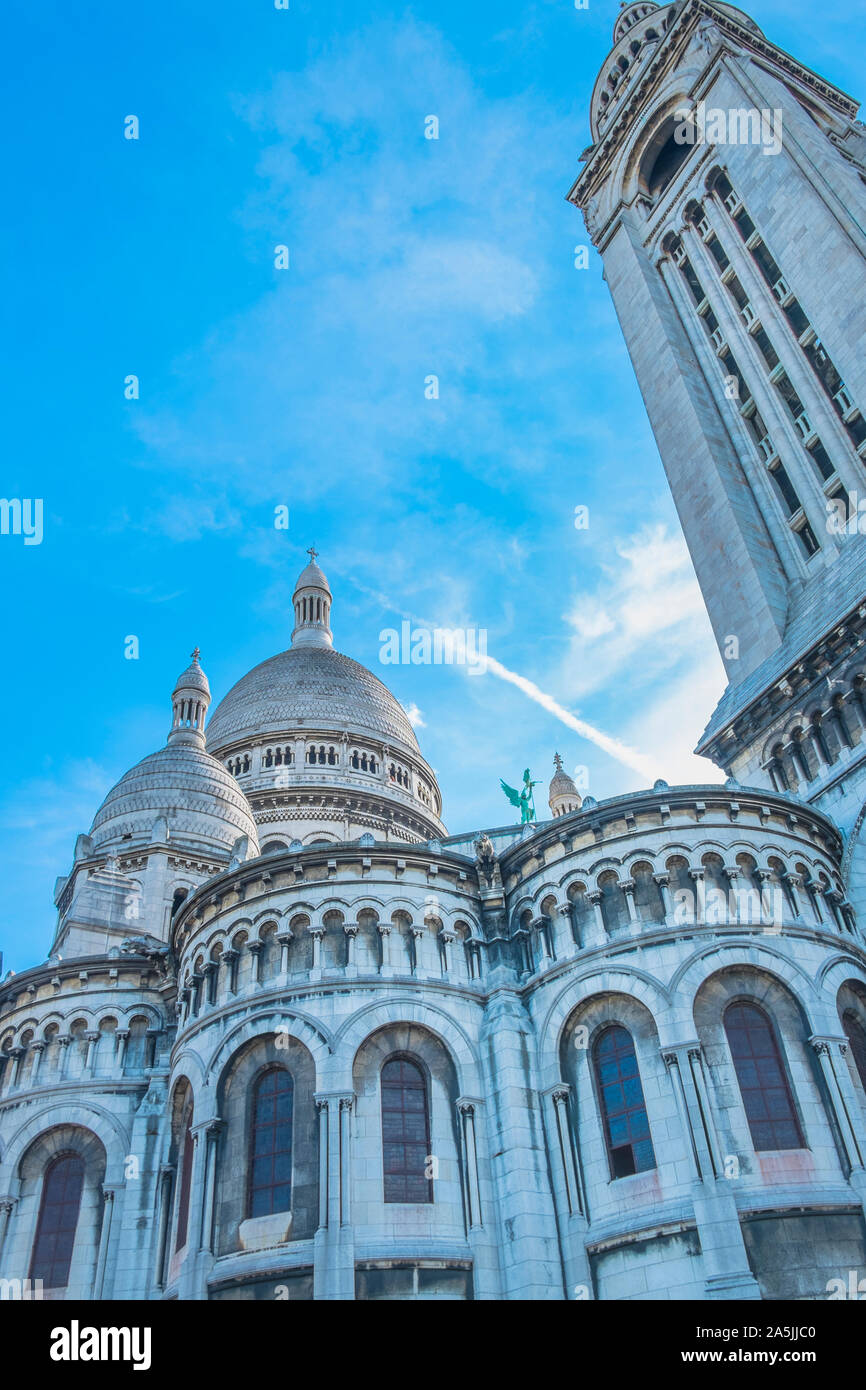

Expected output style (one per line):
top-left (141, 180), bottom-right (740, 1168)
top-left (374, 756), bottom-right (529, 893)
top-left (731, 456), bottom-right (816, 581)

top-left (306, 546), bottom-right (319, 563)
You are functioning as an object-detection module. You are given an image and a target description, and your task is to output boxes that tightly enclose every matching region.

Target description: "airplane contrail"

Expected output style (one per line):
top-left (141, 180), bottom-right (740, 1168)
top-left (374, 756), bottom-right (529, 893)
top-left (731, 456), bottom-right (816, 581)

top-left (482, 653), bottom-right (664, 784)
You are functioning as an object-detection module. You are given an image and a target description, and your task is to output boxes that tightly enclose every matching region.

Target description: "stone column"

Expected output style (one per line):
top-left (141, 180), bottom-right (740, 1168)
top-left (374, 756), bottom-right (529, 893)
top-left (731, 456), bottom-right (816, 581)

top-left (410, 925), bottom-right (425, 976)
top-left (316, 1099), bottom-right (329, 1231)
top-left (757, 869), bottom-right (780, 933)
top-left (689, 869), bottom-right (705, 925)
top-left (115, 1029), bottom-right (130, 1072)
top-left (377, 922), bottom-right (392, 976)
top-left (654, 872), bottom-right (673, 921)
top-left (667, 1042), bottom-right (761, 1299)
top-left (309, 926), bottom-right (325, 977)
top-left (663, 1051), bottom-right (704, 1181)
top-left (202, 961), bottom-right (218, 1006)
top-left (585, 890), bottom-right (607, 947)
top-left (457, 1100), bottom-right (483, 1230)
top-left (57, 1035), bottom-right (71, 1081)
top-left (277, 930), bottom-right (293, 975)
top-left (314, 1092), bottom-right (356, 1299)
top-left (9, 1047), bottom-right (25, 1088)
top-left (222, 948), bottom-right (239, 993)
top-left (84, 1031), bottom-right (100, 1074)
top-left (29, 1040), bottom-right (45, 1086)
top-left (803, 878), bottom-right (825, 924)
top-left (247, 942), bottom-right (263, 985)
top-left (0, 1199), bottom-right (15, 1270)
top-left (154, 1166), bottom-right (174, 1290)
top-left (93, 1186), bottom-right (118, 1299)
top-left (199, 1121), bottom-right (223, 1253)
top-left (344, 923), bottom-right (359, 972)
top-left (439, 927), bottom-right (456, 975)
top-left (783, 872), bottom-right (803, 919)
top-left (557, 901), bottom-right (579, 953)
top-left (541, 1084), bottom-right (592, 1299)
top-left (620, 878), bottom-right (639, 928)
top-left (810, 1037), bottom-right (864, 1175)
top-left (723, 867), bottom-right (740, 924)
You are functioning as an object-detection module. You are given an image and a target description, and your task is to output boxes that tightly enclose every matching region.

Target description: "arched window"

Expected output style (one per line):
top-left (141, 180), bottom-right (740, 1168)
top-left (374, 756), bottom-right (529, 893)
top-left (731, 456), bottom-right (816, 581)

top-left (724, 1002), bottom-right (803, 1150)
top-left (381, 1056), bottom-right (432, 1203)
top-left (249, 1067), bottom-right (294, 1217)
top-left (175, 1100), bottom-right (195, 1251)
top-left (843, 1012), bottom-right (866, 1094)
top-left (30, 1152), bottom-right (85, 1288)
top-left (593, 1025), bottom-right (655, 1178)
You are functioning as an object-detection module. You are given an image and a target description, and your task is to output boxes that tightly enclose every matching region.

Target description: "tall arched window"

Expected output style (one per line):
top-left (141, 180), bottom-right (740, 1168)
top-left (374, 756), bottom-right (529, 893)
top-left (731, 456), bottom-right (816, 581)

top-left (724, 1002), bottom-right (803, 1150)
top-left (174, 1100), bottom-right (195, 1251)
top-left (30, 1152), bottom-right (84, 1289)
top-left (381, 1056), bottom-right (432, 1203)
top-left (593, 1025), bottom-right (655, 1178)
top-left (842, 1012), bottom-right (866, 1094)
top-left (249, 1067), bottom-right (294, 1217)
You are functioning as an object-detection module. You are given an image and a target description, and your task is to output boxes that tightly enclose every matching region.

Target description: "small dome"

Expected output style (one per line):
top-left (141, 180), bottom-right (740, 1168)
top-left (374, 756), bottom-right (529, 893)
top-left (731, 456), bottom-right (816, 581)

top-left (294, 559), bottom-right (331, 595)
top-left (90, 742), bottom-right (260, 855)
top-left (90, 651), bottom-right (259, 857)
top-left (548, 754), bottom-right (582, 818)
top-left (173, 648), bottom-right (210, 699)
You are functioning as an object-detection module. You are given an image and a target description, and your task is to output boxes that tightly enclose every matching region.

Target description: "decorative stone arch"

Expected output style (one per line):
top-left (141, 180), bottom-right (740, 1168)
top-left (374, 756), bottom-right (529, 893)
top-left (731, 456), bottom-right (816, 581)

top-left (332, 997), bottom-right (482, 1096)
top-left (166, 1045), bottom-right (207, 1099)
top-left (344, 894), bottom-right (388, 919)
top-left (669, 940), bottom-right (824, 1033)
top-left (587, 854), bottom-right (625, 877)
top-left (816, 954), bottom-right (866, 999)
top-left (116, 1001), bottom-right (163, 1031)
top-left (509, 894), bottom-right (536, 931)
top-left (202, 1009), bottom-right (334, 1092)
top-left (0, 1101), bottom-right (129, 1189)
top-left (622, 85), bottom-right (700, 203)
top-left (537, 964), bottom-right (672, 1090)
top-left (8, 1121), bottom-right (109, 1299)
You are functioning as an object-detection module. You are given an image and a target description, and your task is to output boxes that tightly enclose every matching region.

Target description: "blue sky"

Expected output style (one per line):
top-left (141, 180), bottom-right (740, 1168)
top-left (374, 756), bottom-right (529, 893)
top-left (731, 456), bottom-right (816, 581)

top-left (1, 0), bottom-right (861, 973)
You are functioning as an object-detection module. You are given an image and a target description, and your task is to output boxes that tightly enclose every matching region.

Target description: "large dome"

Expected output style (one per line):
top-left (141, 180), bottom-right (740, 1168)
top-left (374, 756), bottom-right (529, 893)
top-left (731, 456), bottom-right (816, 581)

top-left (90, 742), bottom-right (260, 853)
top-left (206, 646), bottom-right (420, 754)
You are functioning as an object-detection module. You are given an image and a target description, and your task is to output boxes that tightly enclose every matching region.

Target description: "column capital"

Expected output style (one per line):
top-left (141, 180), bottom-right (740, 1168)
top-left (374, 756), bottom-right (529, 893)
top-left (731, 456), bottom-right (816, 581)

top-left (809, 1033), bottom-right (848, 1054)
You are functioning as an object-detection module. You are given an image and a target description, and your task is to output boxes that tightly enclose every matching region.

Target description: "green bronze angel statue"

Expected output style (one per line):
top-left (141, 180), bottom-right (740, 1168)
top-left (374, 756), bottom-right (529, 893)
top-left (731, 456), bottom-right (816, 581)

top-left (500, 768), bottom-right (541, 824)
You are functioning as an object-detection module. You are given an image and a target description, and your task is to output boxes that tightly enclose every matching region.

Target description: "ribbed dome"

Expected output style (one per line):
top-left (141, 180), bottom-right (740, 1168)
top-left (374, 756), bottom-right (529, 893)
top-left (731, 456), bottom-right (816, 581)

top-left (294, 560), bottom-right (331, 594)
top-left (206, 646), bottom-right (420, 754)
top-left (90, 743), bottom-right (260, 853)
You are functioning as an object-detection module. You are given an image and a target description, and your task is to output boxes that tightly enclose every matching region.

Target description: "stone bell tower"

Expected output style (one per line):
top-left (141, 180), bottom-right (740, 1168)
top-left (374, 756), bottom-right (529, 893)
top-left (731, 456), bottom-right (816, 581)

top-left (569, 0), bottom-right (866, 912)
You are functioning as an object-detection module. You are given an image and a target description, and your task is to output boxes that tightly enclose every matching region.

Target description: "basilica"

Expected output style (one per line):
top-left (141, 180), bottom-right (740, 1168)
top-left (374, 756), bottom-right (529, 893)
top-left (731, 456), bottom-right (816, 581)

top-left (3, 0), bottom-right (866, 1300)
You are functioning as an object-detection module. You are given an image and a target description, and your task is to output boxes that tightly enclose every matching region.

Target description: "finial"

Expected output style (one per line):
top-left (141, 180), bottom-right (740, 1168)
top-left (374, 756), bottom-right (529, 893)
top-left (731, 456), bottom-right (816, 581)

top-left (553, 752), bottom-right (564, 771)
top-left (191, 646), bottom-right (201, 663)
top-left (306, 546), bottom-right (319, 563)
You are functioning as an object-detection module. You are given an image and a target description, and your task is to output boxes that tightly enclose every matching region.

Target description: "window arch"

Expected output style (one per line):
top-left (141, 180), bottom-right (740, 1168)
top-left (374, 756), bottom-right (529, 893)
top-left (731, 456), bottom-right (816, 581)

top-left (592, 1025), bottom-right (655, 1178)
top-left (381, 1055), bottom-right (432, 1203)
top-left (249, 1067), bottom-right (294, 1217)
top-left (842, 1012), bottom-right (866, 1095)
top-left (30, 1152), bottom-right (85, 1289)
top-left (724, 1001), bottom-right (803, 1150)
